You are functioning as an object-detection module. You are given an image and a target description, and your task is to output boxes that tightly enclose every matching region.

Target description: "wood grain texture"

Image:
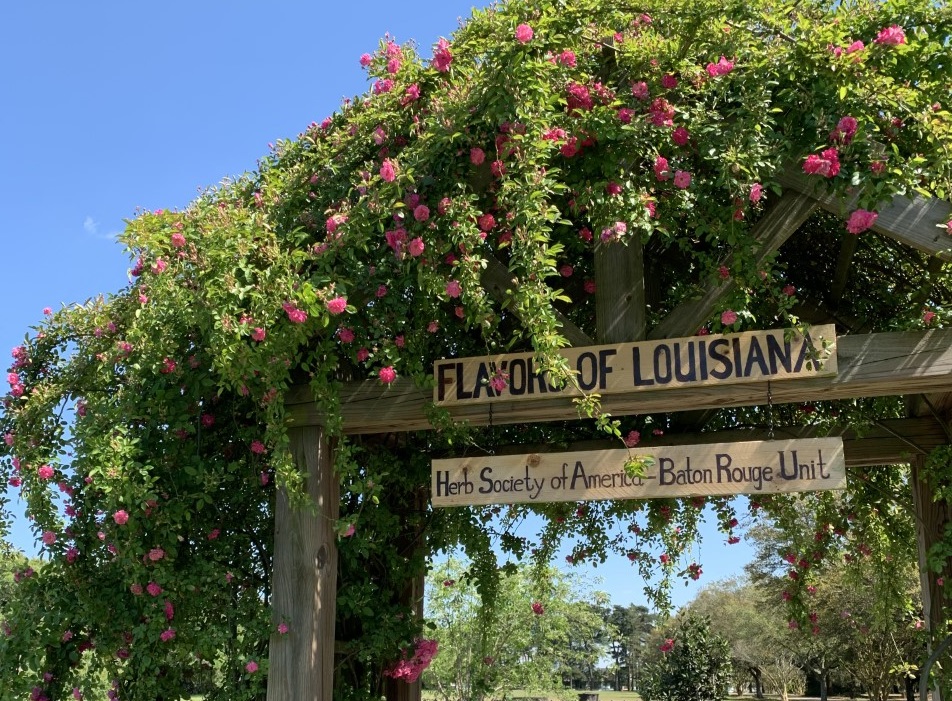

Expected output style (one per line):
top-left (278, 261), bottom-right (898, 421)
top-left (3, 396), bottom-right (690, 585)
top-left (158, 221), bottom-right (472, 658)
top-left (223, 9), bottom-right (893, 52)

top-left (649, 191), bottom-right (819, 340)
top-left (594, 237), bottom-right (646, 343)
top-left (432, 326), bottom-right (837, 407)
top-left (477, 417), bottom-right (948, 469)
top-left (267, 427), bottom-right (339, 701)
top-left (777, 169), bottom-right (952, 261)
top-left (285, 329), bottom-right (952, 434)
top-left (431, 438), bottom-right (845, 506)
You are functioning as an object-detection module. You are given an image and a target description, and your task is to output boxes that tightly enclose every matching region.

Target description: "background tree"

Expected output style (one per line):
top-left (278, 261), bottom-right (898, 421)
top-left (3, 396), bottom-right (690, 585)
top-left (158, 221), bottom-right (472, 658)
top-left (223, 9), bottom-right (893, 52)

top-left (638, 613), bottom-right (731, 701)
top-left (604, 603), bottom-right (657, 691)
top-left (424, 558), bottom-right (613, 701)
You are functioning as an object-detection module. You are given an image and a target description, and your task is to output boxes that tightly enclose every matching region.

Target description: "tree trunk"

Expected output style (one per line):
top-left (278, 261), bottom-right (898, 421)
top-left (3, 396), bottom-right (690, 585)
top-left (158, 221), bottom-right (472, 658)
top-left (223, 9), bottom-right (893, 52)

top-left (267, 426), bottom-right (339, 701)
top-left (819, 670), bottom-right (828, 701)
top-left (749, 667), bottom-right (764, 699)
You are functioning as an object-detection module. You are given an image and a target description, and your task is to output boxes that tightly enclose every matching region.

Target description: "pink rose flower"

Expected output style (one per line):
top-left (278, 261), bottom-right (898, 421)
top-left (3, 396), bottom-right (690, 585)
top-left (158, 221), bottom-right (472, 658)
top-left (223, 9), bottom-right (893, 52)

top-left (706, 56), bottom-right (735, 77)
top-left (750, 183), bottom-right (764, 203)
top-left (671, 127), bottom-right (690, 146)
top-left (359, 53), bottom-right (371, 67)
top-left (338, 328), bottom-right (355, 343)
top-left (160, 628), bottom-right (176, 642)
top-left (802, 147), bottom-right (840, 177)
top-left (470, 148), bottom-right (485, 165)
top-left (673, 170), bottom-right (692, 189)
top-left (531, 602), bottom-right (544, 615)
top-left (251, 440), bottom-right (266, 455)
top-left (113, 510), bottom-right (129, 525)
top-left (631, 81), bottom-right (649, 100)
top-left (282, 302), bottom-right (307, 324)
top-left (653, 155), bottom-right (670, 181)
top-left (624, 430), bottom-right (640, 447)
top-left (171, 233), bottom-right (186, 248)
top-left (874, 25), bottom-right (906, 45)
top-left (721, 310), bottom-right (738, 325)
top-left (38, 465), bottom-right (55, 480)
top-left (446, 280), bottom-right (462, 298)
top-left (251, 327), bottom-right (266, 342)
top-left (515, 23), bottom-right (534, 44)
top-left (432, 38), bottom-right (453, 72)
top-left (380, 159), bottom-right (397, 182)
top-left (326, 297), bottom-right (347, 315)
top-left (379, 366), bottom-right (397, 384)
top-left (413, 205), bottom-right (430, 222)
top-left (245, 660), bottom-right (259, 674)
top-left (147, 582), bottom-right (162, 597)
top-left (277, 622), bottom-right (289, 634)
top-left (42, 530), bottom-right (57, 545)
top-left (846, 208), bottom-right (878, 234)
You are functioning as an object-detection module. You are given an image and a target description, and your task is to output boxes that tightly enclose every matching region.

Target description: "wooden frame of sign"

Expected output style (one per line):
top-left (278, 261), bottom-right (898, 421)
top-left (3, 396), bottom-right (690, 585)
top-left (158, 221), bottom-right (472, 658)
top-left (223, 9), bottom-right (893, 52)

top-left (433, 325), bottom-right (837, 407)
top-left (432, 437), bottom-right (846, 507)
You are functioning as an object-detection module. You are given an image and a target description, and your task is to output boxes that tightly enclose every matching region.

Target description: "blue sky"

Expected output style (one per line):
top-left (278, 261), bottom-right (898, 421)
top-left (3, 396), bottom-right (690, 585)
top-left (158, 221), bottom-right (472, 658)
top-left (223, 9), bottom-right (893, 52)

top-left (0, 0), bottom-right (753, 609)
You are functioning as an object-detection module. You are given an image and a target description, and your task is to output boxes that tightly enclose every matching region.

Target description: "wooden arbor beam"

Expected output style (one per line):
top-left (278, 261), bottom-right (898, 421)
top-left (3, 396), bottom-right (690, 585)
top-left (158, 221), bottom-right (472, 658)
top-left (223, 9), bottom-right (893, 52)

top-left (474, 416), bottom-right (949, 469)
top-left (648, 191), bottom-right (819, 341)
top-left (285, 328), bottom-right (952, 433)
top-left (777, 169), bottom-right (952, 261)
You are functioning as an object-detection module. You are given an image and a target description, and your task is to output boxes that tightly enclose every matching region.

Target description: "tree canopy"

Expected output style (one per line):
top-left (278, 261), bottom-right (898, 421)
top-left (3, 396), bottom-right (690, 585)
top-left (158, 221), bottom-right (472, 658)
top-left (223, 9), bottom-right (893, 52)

top-left (1, 0), bottom-right (950, 698)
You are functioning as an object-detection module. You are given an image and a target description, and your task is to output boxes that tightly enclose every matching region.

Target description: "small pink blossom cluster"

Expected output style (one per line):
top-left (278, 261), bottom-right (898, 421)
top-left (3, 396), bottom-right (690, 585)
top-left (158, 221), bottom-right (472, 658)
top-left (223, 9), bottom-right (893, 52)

top-left (384, 638), bottom-right (439, 683)
top-left (802, 147), bottom-right (840, 177)
top-left (432, 38), bottom-right (452, 72)
top-left (705, 56), bottom-right (734, 77)
top-left (846, 208), bottom-right (878, 234)
top-left (873, 25), bottom-right (906, 45)
top-left (659, 638), bottom-right (675, 653)
top-left (282, 302), bottom-right (307, 324)
top-left (531, 602), bottom-right (545, 615)
top-left (830, 115), bottom-right (858, 144)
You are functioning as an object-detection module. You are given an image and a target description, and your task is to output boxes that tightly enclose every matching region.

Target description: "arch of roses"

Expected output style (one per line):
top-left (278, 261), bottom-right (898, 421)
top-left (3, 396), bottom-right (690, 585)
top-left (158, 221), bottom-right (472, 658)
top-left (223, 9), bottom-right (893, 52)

top-left (2, 0), bottom-right (951, 699)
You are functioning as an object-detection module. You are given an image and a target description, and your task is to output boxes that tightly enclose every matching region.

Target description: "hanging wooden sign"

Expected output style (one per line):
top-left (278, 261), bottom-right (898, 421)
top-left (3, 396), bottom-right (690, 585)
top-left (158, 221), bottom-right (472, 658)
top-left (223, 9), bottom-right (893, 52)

top-left (431, 437), bottom-right (846, 507)
top-left (433, 325), bottom-right (837, 407)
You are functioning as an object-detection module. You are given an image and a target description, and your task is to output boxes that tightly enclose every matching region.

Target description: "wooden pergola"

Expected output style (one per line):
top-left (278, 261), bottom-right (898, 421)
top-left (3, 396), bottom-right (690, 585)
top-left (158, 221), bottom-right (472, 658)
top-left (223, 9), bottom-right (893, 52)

top-left (271, 175), bottom-right (952, 700)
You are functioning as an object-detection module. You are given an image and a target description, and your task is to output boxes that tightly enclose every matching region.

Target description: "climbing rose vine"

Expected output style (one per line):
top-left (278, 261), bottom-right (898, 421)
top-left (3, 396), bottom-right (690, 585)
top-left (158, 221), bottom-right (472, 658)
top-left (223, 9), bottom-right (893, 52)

top-left (1, 0), bottom-right (949, 698)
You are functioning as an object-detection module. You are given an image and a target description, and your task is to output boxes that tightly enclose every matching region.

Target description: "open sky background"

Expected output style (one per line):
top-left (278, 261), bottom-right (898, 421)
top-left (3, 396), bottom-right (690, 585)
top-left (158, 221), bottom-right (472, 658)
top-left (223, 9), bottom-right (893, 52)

top-left (0, 0), bottom-right (755, 609)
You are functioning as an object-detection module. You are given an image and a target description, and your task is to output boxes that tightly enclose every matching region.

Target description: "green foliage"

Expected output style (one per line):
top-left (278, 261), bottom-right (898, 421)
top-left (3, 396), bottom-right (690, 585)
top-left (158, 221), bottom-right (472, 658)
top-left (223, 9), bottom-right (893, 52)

top-left (0, 0), bottom-right (949, 696)
top-left (638, 613), bottom-right (731, 701)
top-left (424, 558), bottom-right (612, 701)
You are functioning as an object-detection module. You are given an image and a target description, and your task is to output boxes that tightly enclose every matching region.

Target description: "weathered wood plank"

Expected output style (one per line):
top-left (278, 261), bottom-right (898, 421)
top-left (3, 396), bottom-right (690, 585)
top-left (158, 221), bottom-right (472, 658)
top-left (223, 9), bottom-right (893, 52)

top-left (285, 329), bottom-right (952, 434)
top-left (432, 438), bottom-right (846, 506)
top-left (777, 169), bottom-right (952, 261)
top-left (478, 417), bottom-right (948, 468)
top-left (481, 254), bottom-right (593, 347)
top-left (267, 426), bottom-right (338, 701)
top-left (595, 237), bottom-right (646, 343)
top-left (648, 191), bottom-right (818, 340)
top-left (432, 326), bottom-right (837, 408)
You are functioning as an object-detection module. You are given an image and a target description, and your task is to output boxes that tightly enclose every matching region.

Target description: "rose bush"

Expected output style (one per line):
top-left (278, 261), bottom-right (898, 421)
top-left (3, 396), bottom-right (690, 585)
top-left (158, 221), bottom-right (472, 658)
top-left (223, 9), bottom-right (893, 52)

top-left (1, 0), bottom-right (949, 697)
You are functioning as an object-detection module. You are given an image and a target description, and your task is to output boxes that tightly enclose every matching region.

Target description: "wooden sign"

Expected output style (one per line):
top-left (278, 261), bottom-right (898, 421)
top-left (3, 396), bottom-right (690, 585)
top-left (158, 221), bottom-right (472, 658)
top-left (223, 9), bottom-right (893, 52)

top-left (431, 437), bottom-right (846, 507)
top-left (433, 325), bottom-right (837, 407)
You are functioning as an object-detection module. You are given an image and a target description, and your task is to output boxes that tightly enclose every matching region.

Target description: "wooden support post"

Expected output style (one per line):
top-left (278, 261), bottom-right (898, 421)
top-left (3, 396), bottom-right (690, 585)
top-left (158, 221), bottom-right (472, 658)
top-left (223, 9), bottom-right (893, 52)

top-left (268, 426), bottom-right (339, 701)
top-left (911, 453), bottom-right (951, 701)
top-left (594, 238), bottom-right (646, 343)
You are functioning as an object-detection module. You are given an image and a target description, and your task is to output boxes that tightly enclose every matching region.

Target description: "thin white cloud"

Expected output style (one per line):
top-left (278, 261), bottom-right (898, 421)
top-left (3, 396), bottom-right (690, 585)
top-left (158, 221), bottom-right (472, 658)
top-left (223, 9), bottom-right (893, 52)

top-left (83, 216), bottom-right (99, 236)
top-left (83, 216), bottom-right (120, 241)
